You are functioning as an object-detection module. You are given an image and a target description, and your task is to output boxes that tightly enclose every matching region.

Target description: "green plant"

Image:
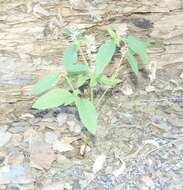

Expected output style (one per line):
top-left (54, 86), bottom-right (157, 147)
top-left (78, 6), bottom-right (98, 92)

top-left (29, 26), bottom-right (149, 135)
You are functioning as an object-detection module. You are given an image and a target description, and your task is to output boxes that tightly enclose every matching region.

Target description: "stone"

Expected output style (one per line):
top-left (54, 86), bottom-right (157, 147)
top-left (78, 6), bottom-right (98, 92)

top-left (9, 134), bottom-right (23, 147)
top-left (42, 181), bottom-right (64, 190)
top-left (0, 165), bottom-right (34, 185)
top-left (9, 126), bottom-right (26, 134)
top-left (56, 113), bottom-right (68, 126)
top-left (141, 175), bottom-right (155, 189)
top-left (67, 121), bottom-right (81, 134)
top-left (5, 186), bottom-right (20, 190)
top-left (9, 121), bottom-right (28, 134)
top-left (0, 130), bottom-right (12, 147)
top-left (7, 151), bottom-right (24, 165)
top-left (44, 131), bottom-right (58, 144)
top-left (30, 134), bottom-right (56, 170)
top-left (180, 72), bottom-right (183, 79)
top-left (92, 155), bottom-right (106, 174)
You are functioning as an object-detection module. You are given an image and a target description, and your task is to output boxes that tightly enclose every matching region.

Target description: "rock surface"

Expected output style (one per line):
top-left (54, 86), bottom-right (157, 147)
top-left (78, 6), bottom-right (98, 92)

top-left (0, 0), bottom-right (183, 189)
top-left (0, 0), bottom-right (182, 85)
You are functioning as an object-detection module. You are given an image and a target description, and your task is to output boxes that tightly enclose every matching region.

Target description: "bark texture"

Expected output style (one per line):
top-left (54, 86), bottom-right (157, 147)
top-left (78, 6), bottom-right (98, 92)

top-left (0, 0), bottom-right (183, 85)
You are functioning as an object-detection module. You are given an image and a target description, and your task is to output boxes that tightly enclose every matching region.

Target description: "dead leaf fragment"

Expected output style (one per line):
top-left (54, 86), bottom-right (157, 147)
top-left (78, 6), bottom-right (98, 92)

top-left (122, 82), bottom-right (133, 96)
top-left (143, 139), bottom-right (160, 148)
top-left (52, 140), bottom-right (73, 153)
top-left (142, 175), bottom-right (155, 188)
top-left (92, 155), bottom-right (106, 174)
top-left (42, 181), bottom-right (65, 190)
top-left (180, 72), bottom-right (183, 79)
top-left (147, 62), bottom-right (157, 83)
top-left (145, 85), bottom-right (155, 92)
top-left (112, 161), bottom-right (126, 177)
top-left (33, 4), bottom-right (50, 17)
top-left (80, 144), bottom-right (91, 156)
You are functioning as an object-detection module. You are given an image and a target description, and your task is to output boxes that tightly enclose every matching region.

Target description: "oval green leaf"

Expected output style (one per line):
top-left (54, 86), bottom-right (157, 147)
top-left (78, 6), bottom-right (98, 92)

top-left (67, 64), bottom-right (88, 74)
top-left (125, 35), bottom-right (150, 64)
top-left (98, 75), bottom-right (121, 86)
top-left (95, 40), bottom-right (116, 77)
top-left (62, 43), bottom-right (78, 68)
top-left (126, 49), bottom-right (139, 75)
top-left (29, 72), bottom-right (60, 95)
top-left (32, 88), bottom-right (75, 110)
top-left (108, 27), bottom-right (119, 46)
top-left (75, 98), bottom-right (97, 135)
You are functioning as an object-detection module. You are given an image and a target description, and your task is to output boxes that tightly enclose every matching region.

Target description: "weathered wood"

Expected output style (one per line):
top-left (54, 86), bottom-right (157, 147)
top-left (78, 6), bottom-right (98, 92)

top-left (0, 0), bottom-right (183, 85)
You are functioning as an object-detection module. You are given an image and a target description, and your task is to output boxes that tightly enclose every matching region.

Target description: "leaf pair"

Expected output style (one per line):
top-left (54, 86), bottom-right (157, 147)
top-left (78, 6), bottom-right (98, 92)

top-left (62, 42), bottom-right (88, 74)
top-left (98, 75), bottom-right (121, 86)
top-left (125, 35), bottom-right (149, 74)
top-left (32, 88), bottom-right (97, 135)
top-left (107, 28), bottom-right (120, 46)
top-left (63, 38), bottom-right (116, 78)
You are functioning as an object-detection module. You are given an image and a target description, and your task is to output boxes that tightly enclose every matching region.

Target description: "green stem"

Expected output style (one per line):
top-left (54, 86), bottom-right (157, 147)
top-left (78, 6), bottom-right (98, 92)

top-left (79, 44), bottom-right (95, 101)
top-left (64, 75), bottom-right (76, 95)
top-left (91, 87), bottom-right (94, 102)
top-left (96, 87), bottom-right (108, 107)
top-left (79, 46), bottom-right (89, 66)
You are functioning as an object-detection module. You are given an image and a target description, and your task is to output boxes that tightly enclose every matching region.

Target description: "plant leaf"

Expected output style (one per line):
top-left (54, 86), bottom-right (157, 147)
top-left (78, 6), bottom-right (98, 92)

top-left (90, 76), bottom-right (98, 87)
top-left (67, 64), bottom-right (88, 74)
top-left (108, 28), bottom-right (117, 40)
top-left (107, 28), bottom-right (120, 46)
top-left (75, 98), bottom-right (97, 135)
top-left (95, 40), bottom-right (116, 77)
top-left (98, 75), bottom-right (121, 86)
top-left (126, 35), bottom-right (148, 49)
top-left (62, 43), bottom-right (78, 68)
top-left (126, 49), bottom-right (139, 75)
top-left (125, 35), bottom-right (150, 64)
top-left (76, 75), bottom-right (89, 88)
top-left (32, 88), bottom-right (75, 109)
top-left (138, 50), bottom-right (149, 65)
top-left (29, 72), bottom-right (60, 95)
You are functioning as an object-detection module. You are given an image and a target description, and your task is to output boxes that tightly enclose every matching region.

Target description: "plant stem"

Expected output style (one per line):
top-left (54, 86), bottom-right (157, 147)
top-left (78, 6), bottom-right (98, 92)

top-left (96, 87), bottom-right (108, 107)
top-left (79, 46), bottom-right (89, 66)
top-left (64, 75), bottom-right (76, 95)
top-left (79, 44), bottom-right (95, 101)
top-left (91, 87), bottom-right (94, 102)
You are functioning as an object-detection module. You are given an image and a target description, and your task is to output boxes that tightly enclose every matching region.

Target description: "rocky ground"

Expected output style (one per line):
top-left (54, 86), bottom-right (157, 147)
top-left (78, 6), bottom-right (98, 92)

top-left (0, 63), bottom-right (183, 190)
top-left (0, 0), bottom-right (183, 190)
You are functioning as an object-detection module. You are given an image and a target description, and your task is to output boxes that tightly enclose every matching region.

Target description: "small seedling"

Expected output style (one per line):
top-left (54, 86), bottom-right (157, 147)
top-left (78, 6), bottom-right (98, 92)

top-left (29, 26), bottom-right (150, 135)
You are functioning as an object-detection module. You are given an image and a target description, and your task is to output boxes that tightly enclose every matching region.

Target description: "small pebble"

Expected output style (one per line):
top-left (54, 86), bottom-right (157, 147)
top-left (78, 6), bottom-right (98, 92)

top-left (44, 131), bottom-right (58, 144)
